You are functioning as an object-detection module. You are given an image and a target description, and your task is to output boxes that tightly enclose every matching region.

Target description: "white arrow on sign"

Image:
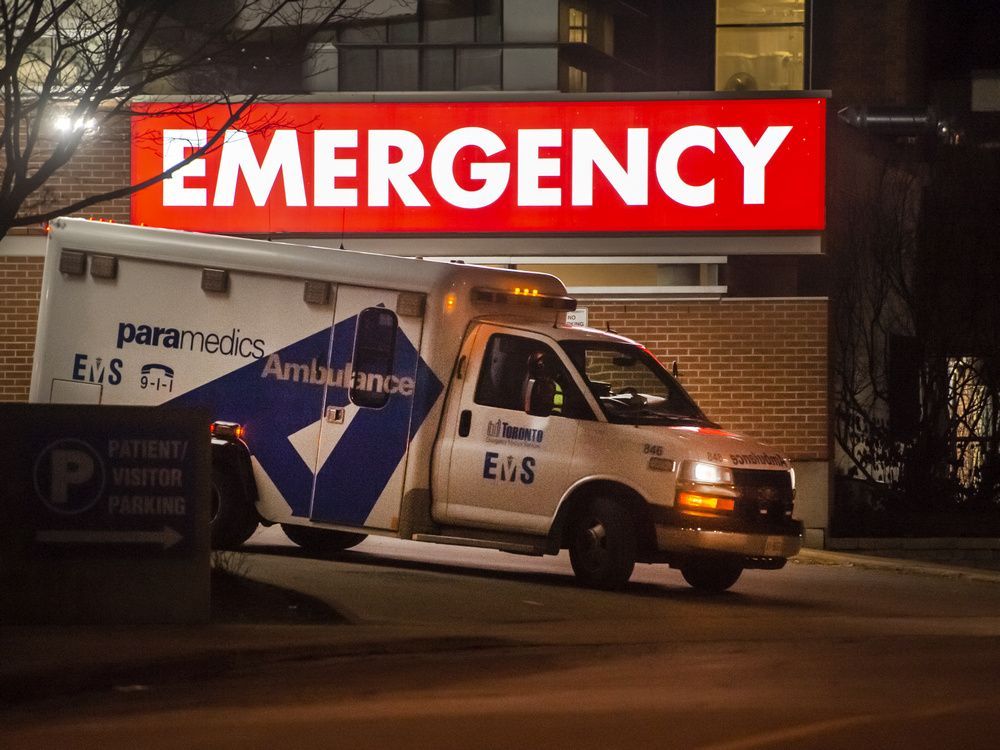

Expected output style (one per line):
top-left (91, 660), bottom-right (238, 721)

top-left (36, 526), bottom-right (183, 550)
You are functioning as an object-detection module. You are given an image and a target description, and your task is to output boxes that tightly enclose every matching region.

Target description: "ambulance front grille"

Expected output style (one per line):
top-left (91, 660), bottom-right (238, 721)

top-left (732, 469), bottom-right (794, 521)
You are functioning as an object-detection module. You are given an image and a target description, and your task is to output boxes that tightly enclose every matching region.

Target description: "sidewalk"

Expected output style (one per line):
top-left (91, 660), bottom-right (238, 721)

top-left (796, 547), bottom-right (1000, 583)
top-left (4, 549), bottom-right (1000, 707)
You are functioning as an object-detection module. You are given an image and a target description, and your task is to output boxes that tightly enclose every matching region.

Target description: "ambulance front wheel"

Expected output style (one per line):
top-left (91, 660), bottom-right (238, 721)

top-left (281, 524), bottom-right (368, 553)
top-left (568, 497), bottom-right (637, 590)
top-left (210, 466), bottom-right (259, 549)
top-left (680, 559), bottom-right (743, 593)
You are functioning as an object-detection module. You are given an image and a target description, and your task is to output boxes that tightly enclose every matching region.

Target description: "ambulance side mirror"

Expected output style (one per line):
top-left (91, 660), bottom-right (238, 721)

top-left (524, 377), bottom-right (556, 417)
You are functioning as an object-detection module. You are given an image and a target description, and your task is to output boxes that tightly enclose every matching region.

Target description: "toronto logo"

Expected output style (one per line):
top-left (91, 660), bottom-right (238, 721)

top-left (486, 419), bottom-right (544, 445)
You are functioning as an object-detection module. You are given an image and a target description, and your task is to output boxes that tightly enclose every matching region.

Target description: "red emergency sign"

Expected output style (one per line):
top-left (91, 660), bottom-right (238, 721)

top-left (131, 98), bottom-right (826, 234)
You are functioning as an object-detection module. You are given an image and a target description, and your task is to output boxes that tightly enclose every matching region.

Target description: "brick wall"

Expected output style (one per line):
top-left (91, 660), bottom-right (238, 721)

top-left (0, 257), bottom-right (45, 401)
top-left (584, 299), bottom-right (829, 461)
top-left (33, 115), bottom-right (131, 223)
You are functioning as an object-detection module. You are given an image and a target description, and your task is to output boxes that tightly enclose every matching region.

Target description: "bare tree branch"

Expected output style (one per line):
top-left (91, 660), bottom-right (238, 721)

top-left (1, 0), bottom-right (386, 236)
top-left (833, 147), bottom-right (1000, 516)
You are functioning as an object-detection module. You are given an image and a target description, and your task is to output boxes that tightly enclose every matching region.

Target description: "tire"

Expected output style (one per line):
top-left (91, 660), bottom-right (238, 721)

top-left (210, 466), bottom-right (259, 549)
top-left (568, 497), bottom-right (637, 590)
top-left (281, 523), bottom-right (367, 553)
top-left (680, 559), bottom-right (743, 593)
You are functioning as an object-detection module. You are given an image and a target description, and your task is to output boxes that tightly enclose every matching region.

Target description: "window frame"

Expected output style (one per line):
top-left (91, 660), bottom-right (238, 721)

top-left (337, 0), bottom-right (505, 92)
top-left (559, 340), bottom-right (710, 426)
top-left (567, 7), bottom-right (588, 44)
top-left (349, 307), bottom-right (400, 409)
top-left (474, 332), bottom-right (594, 420)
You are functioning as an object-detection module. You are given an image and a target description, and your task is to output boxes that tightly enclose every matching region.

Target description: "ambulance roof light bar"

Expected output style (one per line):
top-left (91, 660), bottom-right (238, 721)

top-left (472, 287), bottom-right (577, 311)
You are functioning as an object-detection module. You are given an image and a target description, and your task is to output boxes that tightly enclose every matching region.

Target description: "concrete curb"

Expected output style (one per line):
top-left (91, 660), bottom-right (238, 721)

top-left (795, 548), bottom-right (1000, 584)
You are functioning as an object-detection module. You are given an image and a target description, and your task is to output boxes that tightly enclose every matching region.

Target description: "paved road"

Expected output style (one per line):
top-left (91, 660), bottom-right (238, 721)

top-left (5, 526), bottom-right (1000, 749)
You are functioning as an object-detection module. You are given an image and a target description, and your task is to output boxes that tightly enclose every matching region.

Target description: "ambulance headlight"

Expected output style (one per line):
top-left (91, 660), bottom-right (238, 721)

top-left (676, 461), bottom-right (736, 515)
top-left (680, 461), bottom-right (733, 485)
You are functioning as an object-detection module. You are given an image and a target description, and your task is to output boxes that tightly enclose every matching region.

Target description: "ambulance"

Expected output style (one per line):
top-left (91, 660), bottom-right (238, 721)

top-left (30, 218), bottom-right (802, 591)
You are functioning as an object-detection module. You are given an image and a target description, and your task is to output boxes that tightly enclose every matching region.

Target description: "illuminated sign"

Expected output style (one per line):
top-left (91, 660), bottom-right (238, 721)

top-left (131, 98), bottom-right (825, 234)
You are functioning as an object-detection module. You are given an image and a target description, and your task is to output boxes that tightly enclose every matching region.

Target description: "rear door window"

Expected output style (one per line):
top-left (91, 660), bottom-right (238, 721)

top-left (350, 307), bottom-right (398, 408)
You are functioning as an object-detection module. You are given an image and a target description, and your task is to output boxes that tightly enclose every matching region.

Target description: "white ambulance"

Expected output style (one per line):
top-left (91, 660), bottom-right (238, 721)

top-left (30, 218), bottom-right (802, 591)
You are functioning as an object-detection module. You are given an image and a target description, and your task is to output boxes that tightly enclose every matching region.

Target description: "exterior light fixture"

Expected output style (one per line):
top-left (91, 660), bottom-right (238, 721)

top-left (89, 254), bottom-right (118, 280)
top-left (54, 115), bottom-right (98, 134)
top-left (303, 280), bottom-right (331, 305)
top-left (201, 268), bottom-right (230, 294)
top-left (59, 249), bottom-right (87, 276)
top-left (837, 106), bottom-right (938, 136)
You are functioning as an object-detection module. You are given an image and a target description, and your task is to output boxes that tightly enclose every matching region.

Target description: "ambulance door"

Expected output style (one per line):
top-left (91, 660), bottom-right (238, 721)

top-left (309, 286), bottom-right (425, 530)
top-left (443, 327), bottom-right (584, 535)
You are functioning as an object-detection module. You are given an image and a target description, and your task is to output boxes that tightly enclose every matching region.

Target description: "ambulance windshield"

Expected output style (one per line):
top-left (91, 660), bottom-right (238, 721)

top-left (560, 341), bottom-right (711, 426)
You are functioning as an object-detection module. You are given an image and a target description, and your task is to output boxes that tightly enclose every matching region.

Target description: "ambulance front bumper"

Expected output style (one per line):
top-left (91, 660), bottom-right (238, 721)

top-left (650, 508), bottom-right (803, 563)
top-left (655, 525), bottom-right (802, 559)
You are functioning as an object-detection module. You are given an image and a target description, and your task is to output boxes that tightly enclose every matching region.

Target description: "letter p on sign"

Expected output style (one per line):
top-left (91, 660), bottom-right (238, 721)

top-left (34, 439), bottom-right (104, 515)
top-left (51, 449), bottom-right (94, 505)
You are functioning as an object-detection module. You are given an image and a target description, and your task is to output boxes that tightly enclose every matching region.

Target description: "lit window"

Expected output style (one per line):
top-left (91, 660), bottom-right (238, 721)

top-left (715, 0), bottom-right (805, 91)
top-left (948, 357), bottom-right (996, 488)
top-left (567, 65), bottom-right (588, 92)
top-left (568, 7), bottom-right (588, 44)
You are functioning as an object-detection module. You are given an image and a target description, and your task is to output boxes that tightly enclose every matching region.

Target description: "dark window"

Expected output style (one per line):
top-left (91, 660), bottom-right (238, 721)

top-left (421, 47), bottom-right (455, 89)
top-left (424, 0), bottom-right (476, 42)
top-left (350, 307), bottom-right (399, 409)
top-left (379, 48), bottom-right (420, 90)
top-left (475, 334), bottom-right (591, 419)
top-left (457, 47), bottom-right (501, 89)
top-left (388, 18), bottom-right (420, 43)
top-left (477, 0), bottom-right (502, 43)
top-left (339, 24), bottom-right (388, 44)
top-left (339, 47), bottom-right (377, 91)
top-left (338, 0), bottom-right (505, 92)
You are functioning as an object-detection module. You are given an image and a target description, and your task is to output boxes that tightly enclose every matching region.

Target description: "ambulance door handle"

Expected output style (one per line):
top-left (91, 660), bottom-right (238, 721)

top-left (458, 410), bottom-right (472, 437)
top-left (326, 406), bottom-right (345, 424)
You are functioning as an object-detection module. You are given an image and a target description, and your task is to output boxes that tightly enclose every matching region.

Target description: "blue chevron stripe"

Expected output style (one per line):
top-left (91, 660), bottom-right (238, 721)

top-left (169, 316), bottom-right (443, 524)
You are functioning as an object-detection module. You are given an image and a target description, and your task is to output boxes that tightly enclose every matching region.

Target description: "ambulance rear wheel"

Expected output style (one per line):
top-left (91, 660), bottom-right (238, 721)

top-left (210, 467), bottom-right (259, 549)
top-left (568, 497), bottom-right (636, 590)
top-left (680, 559), bottom-right (743, 592)
top-left (281, 524), bottom-right (367, 553)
